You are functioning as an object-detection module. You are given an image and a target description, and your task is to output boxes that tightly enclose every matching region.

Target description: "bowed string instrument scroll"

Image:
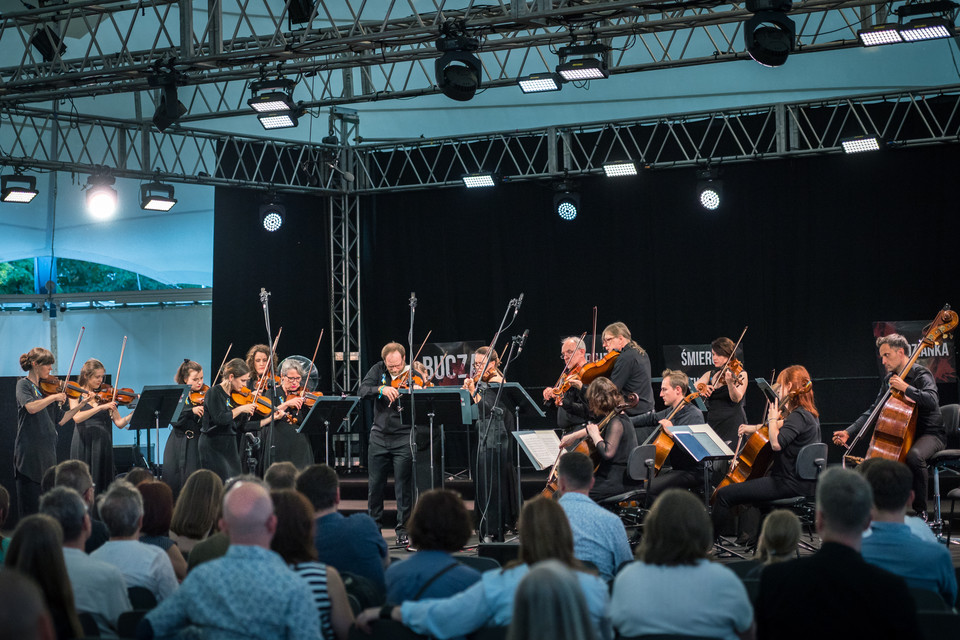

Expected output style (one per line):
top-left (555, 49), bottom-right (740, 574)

top-left (579, 307), bottom-right (618, 385)
top-left (545, 331), bottom-right (587, 407)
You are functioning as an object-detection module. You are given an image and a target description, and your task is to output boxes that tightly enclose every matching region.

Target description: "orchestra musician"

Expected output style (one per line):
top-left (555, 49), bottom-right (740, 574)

top-left (558, 377), bottom-right (639, 502)
top-left (359, 342), bottom-right (418, 547)
top-left (601, 323), bottom-right (654, 416)
top-left (261, 359), bottom-right (314, 470)
top-left (542, 336), bottom-right (589, 430)
top-left (163, 359), bottom-right (205, 496)
top-left (70, 358), bottom-right (133, 495)
top-left (832, 334), bottom-right (944, 518)
top-left (245, 344), bottom-right (278, 390)
top-left (696, 337), bottom-right (748, 446)
top-left (711, 365), bottom-right (820, 543)
top-left (463, 347), bottom-right (518, 542)
top-left (630, 369), bottom-right (705, 499)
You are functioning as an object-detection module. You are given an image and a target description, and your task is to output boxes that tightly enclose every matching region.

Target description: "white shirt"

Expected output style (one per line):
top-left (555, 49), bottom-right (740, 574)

top-left (62, 546), bottom-right (132, 639)
top-left (91, 539), bottom-right (178, 601)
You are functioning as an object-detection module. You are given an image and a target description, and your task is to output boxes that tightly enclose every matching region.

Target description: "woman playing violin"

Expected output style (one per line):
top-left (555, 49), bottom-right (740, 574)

top-left (261, 359), bottom-right (314, 470)
top-left (601, 322), bottom-right (654, 416)
top-left (246, 344), bottom-right (278, 390)
top-left (15, 347), bottom-right (88, 516)
top-left (163, 359), bottom-right (205, 496)
top-left (70, 358), bottom-right (134, 495)
top-left (558, 377), bottom-right (639, 501)
top-left (696, 337), bottom-right (748, 446)
top-left (711, 365), bottom-right (820, 544)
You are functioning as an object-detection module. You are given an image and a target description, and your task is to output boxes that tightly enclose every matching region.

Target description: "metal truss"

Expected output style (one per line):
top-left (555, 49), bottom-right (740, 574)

top-left (0, 288), bottom-right (213, 312)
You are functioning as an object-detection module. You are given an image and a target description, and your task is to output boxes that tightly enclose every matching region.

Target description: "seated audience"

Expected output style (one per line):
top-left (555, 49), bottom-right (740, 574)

top-left (858, 458), bottom-right (938, 544)
top-left (138, 481), bottom-right (188, 581)
top-left (271, 489), bottom-right (354, 640)
top-left (0, 570), bottom-right (57, 640)
top-left (357, 497), bottom-right (612, 640)
top-left (54, 460), bottom-right (109, 553)
top-left (555, 452), bottom-right (633, 582)
top-left (169, 469), bottom-right (223, 556)
top-left (745, 510), bottom-right (800, 579)
top-left (141, 481), bottom-right (321, 639)
top-left (4, 514), bottom-right (84, 639)
top-left (42, 466), bottom-right (58, 495)
top-left (756, 467), bottom-right (920, 639)
top-left (124, 467), bottom-right (156, 487)
top-left (91, 480), bottom-right (178, 601)
top-left (39, 487), bottom-right (131, 638)
top-left (385, 489), bottom-right (480, 604)
top-left (0, 485), bottom-right (10, 563)
top-left (265, 461), bottom-right (299, 490)
top-left (860, 459), bottom-right (957, 605)
top-left (611, 489), bottom-right (754, 640)
top-left (507, 560), bottom-right (597, 640)
top-left (296, 464), bottom-right (388, 592)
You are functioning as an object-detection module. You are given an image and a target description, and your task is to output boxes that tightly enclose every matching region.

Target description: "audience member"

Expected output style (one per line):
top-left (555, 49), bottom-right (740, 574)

top-left (745, 510), bottom-right (801, 578)
top-left (0, 484), bottom-right (10, 563)
top-left (385, 489), bottom-right (480, 604)
top-left (141, 482), bottom-right (321, 639)
top-left (265, 461), bottom-right (299, 490)
top-left (296, 464), bottom-right (388, 592)
top-left (54, 460), bottom-right (109, 553)
top-left (860, 459), bottom-right (957, 605)
top-left (556, 452), bottom-right (632, 582)
top-left (357, 497), bottom-right (612, 640)
top-left (858, 457), bottom-right (938, 544)
top-left (271, 489), bottom-right (354, 640)
top-left (41, 465), bottom-right (57, 494)
top-left (507, 560), bottom-right (597, 640)
top-left (0, 570), bottom-right (57, 640)
top-left (4, 514), bottom-right (84, 639)
top-left (756, 467), bottom-right (920, 639)
top-left (138, 481), bottom-right (188, 580)
top-left (170, 469), bottom-right (223, 556)
top-left (124, 467), bottom-right (156, 487)
top-left (611, 490), bottom-right (754, 640)
top-left (39, 486), bottom-right (131, 638)
top-left (91, 480), bottom-right (178, 601)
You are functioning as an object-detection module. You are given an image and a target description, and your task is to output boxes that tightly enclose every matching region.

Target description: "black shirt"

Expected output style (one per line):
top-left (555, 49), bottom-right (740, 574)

top-left (201, 385), bottom-right (249, 435)
top-left (359, 362), bottom-right (412, 445)
top-left (15, 378), bottom-right (61, 483)
top-left (772, 407), bottom-right (820, 483)
top-left (631, 403), bottom-right (705, 471)
top-left (609, 344), bottom-right (654, 415)
top-left (845, 365), bottom-right (943, 443)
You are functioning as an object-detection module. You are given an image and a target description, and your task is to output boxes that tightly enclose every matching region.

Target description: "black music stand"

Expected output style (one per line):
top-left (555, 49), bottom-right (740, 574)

top-left (488, 383), bottom-right (545, 510)
top-left (298, 396), bottom-right (359, 466)
top-left (399, 387), bottom-right (477, 492)
top-left (129, 385), bottom-right (189, 473)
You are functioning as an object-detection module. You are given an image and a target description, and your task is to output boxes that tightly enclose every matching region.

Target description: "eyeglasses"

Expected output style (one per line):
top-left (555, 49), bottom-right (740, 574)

top-left (284, 375), bottom-right (302, 382)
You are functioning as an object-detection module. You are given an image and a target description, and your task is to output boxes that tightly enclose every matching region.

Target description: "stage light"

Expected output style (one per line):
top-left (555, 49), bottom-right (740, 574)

top-left (518, 73), bottom-right (563, 93)
top-left (140, 181), bottom-right (177, 211)
top-left (602, 161), bottom-right (638, 177)
top-left (435, 22), bottom-right (482, 102)
top-left (696, 169), bottom-right (722, 211)
top-left (841, 136), bottom-right (881, 153)
top-left (1, 172), bottom-right (39, 203)
top-left (152, 86), bottom-right (187, 132)
top-left (462, 172), bottom-right (496, 188)
top-left (29, 24), bottom-right (66, 62)
top-left (554, 189), bottom-right (580, 221)
top-left (744, 0), bottom-right (795, 67)
top-left (857, 2), bottom-right (957, 46)
top-left (900, 16), bottom-right (954, 41)
top-left (260, 196), bottom-right (285, 232)
top-left (556, 44), bottom-right (610, 81)
top-left (257, 110), bottom-right (303, 130)
top-left (248, 78), bottom-right (298, 113)
top-left (857, 24), bottom-right (904, 46)
top-left (86, 170), bottom-right (118, 219)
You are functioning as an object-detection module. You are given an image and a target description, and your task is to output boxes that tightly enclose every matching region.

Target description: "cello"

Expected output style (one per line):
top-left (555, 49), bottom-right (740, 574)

top-left (650, 385), bottom-right (708, 474)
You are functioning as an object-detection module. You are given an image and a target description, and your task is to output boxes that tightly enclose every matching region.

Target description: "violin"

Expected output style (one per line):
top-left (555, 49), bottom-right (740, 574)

top-left (189, 384), bottom-right (210, 405)
top-left (472, 367), bottom-right (501, 384)
top-left (37, 376), bottom-right (63, 397)
top-left (578, 350), bottom-right (618, 386)
top-left (549, 368), bottom-right (583, 402)
top-left (390, 369), bottom-right (432, 389)
top-left (96, 385), bottom-right (137, 406)
top-left (231, 386), bottom-right (275, 417)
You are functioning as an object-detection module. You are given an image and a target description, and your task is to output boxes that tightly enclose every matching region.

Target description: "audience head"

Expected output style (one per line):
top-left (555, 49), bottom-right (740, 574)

top-left (40, 467), bottom-right (57, 495)
top-left (264, 461), bottom-right (299, 490)
top-left (816, 467), bottom-right (873, 541)
top-left (4, 514), bottom-right (82, 639)
top-left (507, 560), bottom-right (597, 640)
top-left (638, 489), bottom-right (712, 566)
top-left (0, 571), bottom-right (56, 640)
top-left (862, 458), bottom-right (913, 513)
top-left (124, 467), bottom-right (156, 487)
top-left (171, 469), bottom-right (224, 539)
top-left (54, 460), bottom-right (95, 506)
top-left (39, 487), bottom-right (88, 545)
top-left (556, 452), bottom-right (594, 495)
top-left (220, 482), bottom-right (276, 547)
top-left (98, 480), bottom-right (144, 538)
top-left (517, 497), bottom-right (578, 568)
top-left (139, 481), bottom-right (175, 537)
top-left (296, 464), bottom-right (340, 513)
top-left (270, 490), bottom-right (319, 564)
top-left (407, 489), bottom-right (472, 553)
top-left (757, 510), bottom-right (801, 565)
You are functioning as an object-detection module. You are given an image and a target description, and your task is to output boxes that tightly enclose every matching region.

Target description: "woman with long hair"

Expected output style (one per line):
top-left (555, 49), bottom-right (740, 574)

top-left (696, 336), bottom-right (749, 445)
top-left (598, 322), bottom-right (653, 415)
top-left (139, 481), bottom-right (188, 580)
top-left (169, 469), bottom-right (224, 555)
top-left (164, 359), bottom-right (205, 496)
top-left (198, 358), bottom-right (258, 481)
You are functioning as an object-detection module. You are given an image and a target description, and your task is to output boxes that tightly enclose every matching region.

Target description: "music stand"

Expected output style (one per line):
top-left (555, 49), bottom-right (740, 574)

top-left (128, 385), bottom-right (189, 473)
top-left (399, 387), bottom-right (477, 491)
top-left (488, 383), bottom-right (545, 510)
top-left (298, 396), bottom-right (359, 466)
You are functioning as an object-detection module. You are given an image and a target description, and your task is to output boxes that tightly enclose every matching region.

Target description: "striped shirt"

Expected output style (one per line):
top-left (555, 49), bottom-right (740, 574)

top-left (292, 561), bottom-right (334, 640)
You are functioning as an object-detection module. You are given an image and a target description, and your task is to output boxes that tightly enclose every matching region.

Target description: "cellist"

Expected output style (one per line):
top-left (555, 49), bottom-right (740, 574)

top-left (832, 334), bottom-right (944, 518)
top-left (541, 336), bottom-right (589, 429)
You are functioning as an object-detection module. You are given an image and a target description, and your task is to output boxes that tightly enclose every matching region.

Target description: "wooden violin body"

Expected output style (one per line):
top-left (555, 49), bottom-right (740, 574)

top-left (579, 350), bottom-right (618, 385)
top-left (232, 386), bottom-right (274, 416)
top-left (710, 426), bottom-right (773, 504)
top-left (189, 384), bottom-right (210, 406)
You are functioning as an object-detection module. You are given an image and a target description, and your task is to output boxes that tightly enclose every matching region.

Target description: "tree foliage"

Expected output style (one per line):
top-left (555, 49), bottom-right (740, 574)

top-left (0, 257), bottom-right (200, 294)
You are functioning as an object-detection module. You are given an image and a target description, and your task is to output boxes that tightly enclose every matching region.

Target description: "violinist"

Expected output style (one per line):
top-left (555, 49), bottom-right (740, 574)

top-left (358, 342), bottom-right (418, 546)
top-left (163, 359), bottom-right (205, 496)
top-left (15, 347), bottom-right (88, 516)
top-left (463, 347), bottom-right (518, 542)
top-left (711, 365), bottom-right (820, 543)
top-left (198, 358), bottom-right (259, 481)
top-left (630, 369), bottom-right (705, 499)
top-left (261, 359), bottom-right (314, 470)
top-left (541, 337), bottom-right (589, 429)
top-left (558, 376), bottom-right (639, 501)
top-left (601, 322), bottom-right (654, 415)
top-left (832, 334), bottom-right (944, 518)
top-left (70, 358), bottom-right (134, 495)
top-left (695, 337), bottom-right (748, 446)
top-left (246, 343), bottom-right (278, 390)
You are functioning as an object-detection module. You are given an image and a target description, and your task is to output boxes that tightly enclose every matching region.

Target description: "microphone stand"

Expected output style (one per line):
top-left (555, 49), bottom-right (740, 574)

top-left (487, 329), bottom-right (526, 541)
top-left (407, 292), bottom-right (419, 512)
top-left (260, 288), bottom-right (278, 475)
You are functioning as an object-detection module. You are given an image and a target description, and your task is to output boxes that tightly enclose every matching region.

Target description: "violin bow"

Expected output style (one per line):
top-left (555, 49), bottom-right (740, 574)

top-left (213, 343), bottom-right (233, 384)
top-left (553, 332), bottom-right (587, 389)
top-left (299, 330), bottom-right (324, 398)
top-left (111, 336), bottom-right (128, 404)
top-left (409, 330), bottom-right (432, 380)
top-left (253, 328), bottom-right (283, 404)
top-left (713, 325), bottom-right (748, 386)
top-left (59, 326), bottom-right (85, 404)
top-left (590, 306), bottom-right (598, 363)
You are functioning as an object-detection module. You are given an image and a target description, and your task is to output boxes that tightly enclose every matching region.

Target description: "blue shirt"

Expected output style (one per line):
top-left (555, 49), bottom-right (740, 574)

top-left (385, 550), bottom-right (481, 604)
top-left (860, 521), bottom-right (957, 605)
top-left (558, 492), bottom-right (633, 582)
top-left (145, 545), bottom-right (321, 640)
top-left (401, 563), bottom-right (612, 640)
top-left (314, 511), bottom-right (387, 591)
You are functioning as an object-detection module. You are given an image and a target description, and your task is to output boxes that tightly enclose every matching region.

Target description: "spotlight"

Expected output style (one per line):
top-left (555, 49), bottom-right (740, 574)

top-left (1, 172), bottom-right (39, 203)
top-left (462, 172), bottom-right (496, 188)
top-left (602, 161), bottom-right (638, 177)
top-left (260, 196), bottom-right (285, 232)
top-left (29, 24), bottom-right (66, 62)
top-left (856, 24), bottom-right (904, 46)
top-left (696, 169), bottom-right (722, 211)
top-left (518, 73), bottom-right (563, 93)
top-left (435, 21), bottom-right (482, 102)
top-left (148, 64), bottom-right (188, 132)
top-left (553, 185), bottom-right (580, 221)
top-left (86, 169), bottom-right (118, 219)
top-left (841, 135), bottom-right (881, 153)
top-left (556, 44), bottom-right (609, 81)
top-left (744, 0), bottom-right (795, 67)
top-left (248, 78), bottom-right (298, 113)
top-left (856, 2), bottom-right (957, 46)
top-left (257, 110), bottom-right (304, 130)
top-left (899, 16), bottom-right (954, 41)
top-left (140, 180), bottom-right (177, 211)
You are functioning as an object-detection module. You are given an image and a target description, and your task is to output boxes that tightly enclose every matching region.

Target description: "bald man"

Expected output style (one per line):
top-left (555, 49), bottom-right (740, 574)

top-left (141, 482), bottom-right (321, 640)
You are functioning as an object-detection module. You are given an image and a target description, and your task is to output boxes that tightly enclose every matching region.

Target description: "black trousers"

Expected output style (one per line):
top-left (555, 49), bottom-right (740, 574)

top-left (367, 436), bottom-right (413, 531)
top-left (16, 472), bottom-right (42, 518)
top-left (906, 433), bottom-right (945, 513)
top-left (711, 475), bottom-right (814, 540)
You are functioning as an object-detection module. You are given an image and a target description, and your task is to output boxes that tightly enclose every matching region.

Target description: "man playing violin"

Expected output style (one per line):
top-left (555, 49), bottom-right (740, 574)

top-left (542, 337), bottom-right (588, 430)
top-left (832, 334), bottom-right (944, 518)
top-left (359, 342), bottom-right (418, 547)
top-left (601, 322), bottom-right (654, 416)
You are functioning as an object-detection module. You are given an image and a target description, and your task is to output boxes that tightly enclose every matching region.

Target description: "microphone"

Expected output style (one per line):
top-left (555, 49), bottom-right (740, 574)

top-left (409, 291), bottom-right (417, 309)
top-left (516, 329), bottom-right (530, 356)
top-left (513, 292), bottom-right (524, 317)
top-left (259, 288), bottom-right (270, 306)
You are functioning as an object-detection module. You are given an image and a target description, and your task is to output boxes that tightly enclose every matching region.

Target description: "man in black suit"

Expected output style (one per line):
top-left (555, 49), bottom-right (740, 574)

top-left (756, 467), bottom-right (921, 640)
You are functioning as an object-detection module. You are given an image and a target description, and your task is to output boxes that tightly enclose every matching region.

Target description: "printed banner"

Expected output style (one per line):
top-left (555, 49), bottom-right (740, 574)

top-left (417, 341), bottom-right (486, 386)
top-left (662, 344), bottom-right (745, 381)
top-left (872, 320), bottom-right (956, 383)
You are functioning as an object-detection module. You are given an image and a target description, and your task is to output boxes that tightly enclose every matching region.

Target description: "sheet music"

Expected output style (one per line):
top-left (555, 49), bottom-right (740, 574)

top-left (512, 430), bottom-right (562, 471)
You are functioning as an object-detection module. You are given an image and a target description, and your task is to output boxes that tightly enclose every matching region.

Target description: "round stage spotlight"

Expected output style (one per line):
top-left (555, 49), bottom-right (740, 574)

top-left (86, 171), bottom-right (118, 219)
top-left (699, 187), bottom-right (721, 211)
top-left (260, 201), bottom-right (285, 232)
top-left (554, 192), bottom-right (579, 221)
top-left (696, 169), bottom-right (722, 211)
top-left (744, 11), bottom-right (796, 67)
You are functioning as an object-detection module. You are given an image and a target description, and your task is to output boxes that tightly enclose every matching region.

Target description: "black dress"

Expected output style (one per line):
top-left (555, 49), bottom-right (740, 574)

top-left (472, 382), bottom-right (519, 541)
top-left (704, 367), bottom-right (747, 445)
top-left (15, 378), bottom-right (61, 515)
top-left (590, 413), bottom-right (639, 501)
top-left (198, 385), bottom-right (246, 481)
top-left (71, 404), bottom-right (115, 494)
top-left (261, 391), bottom-right (314, 469)
top-left (163, 394), bottom-right (202, 496)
